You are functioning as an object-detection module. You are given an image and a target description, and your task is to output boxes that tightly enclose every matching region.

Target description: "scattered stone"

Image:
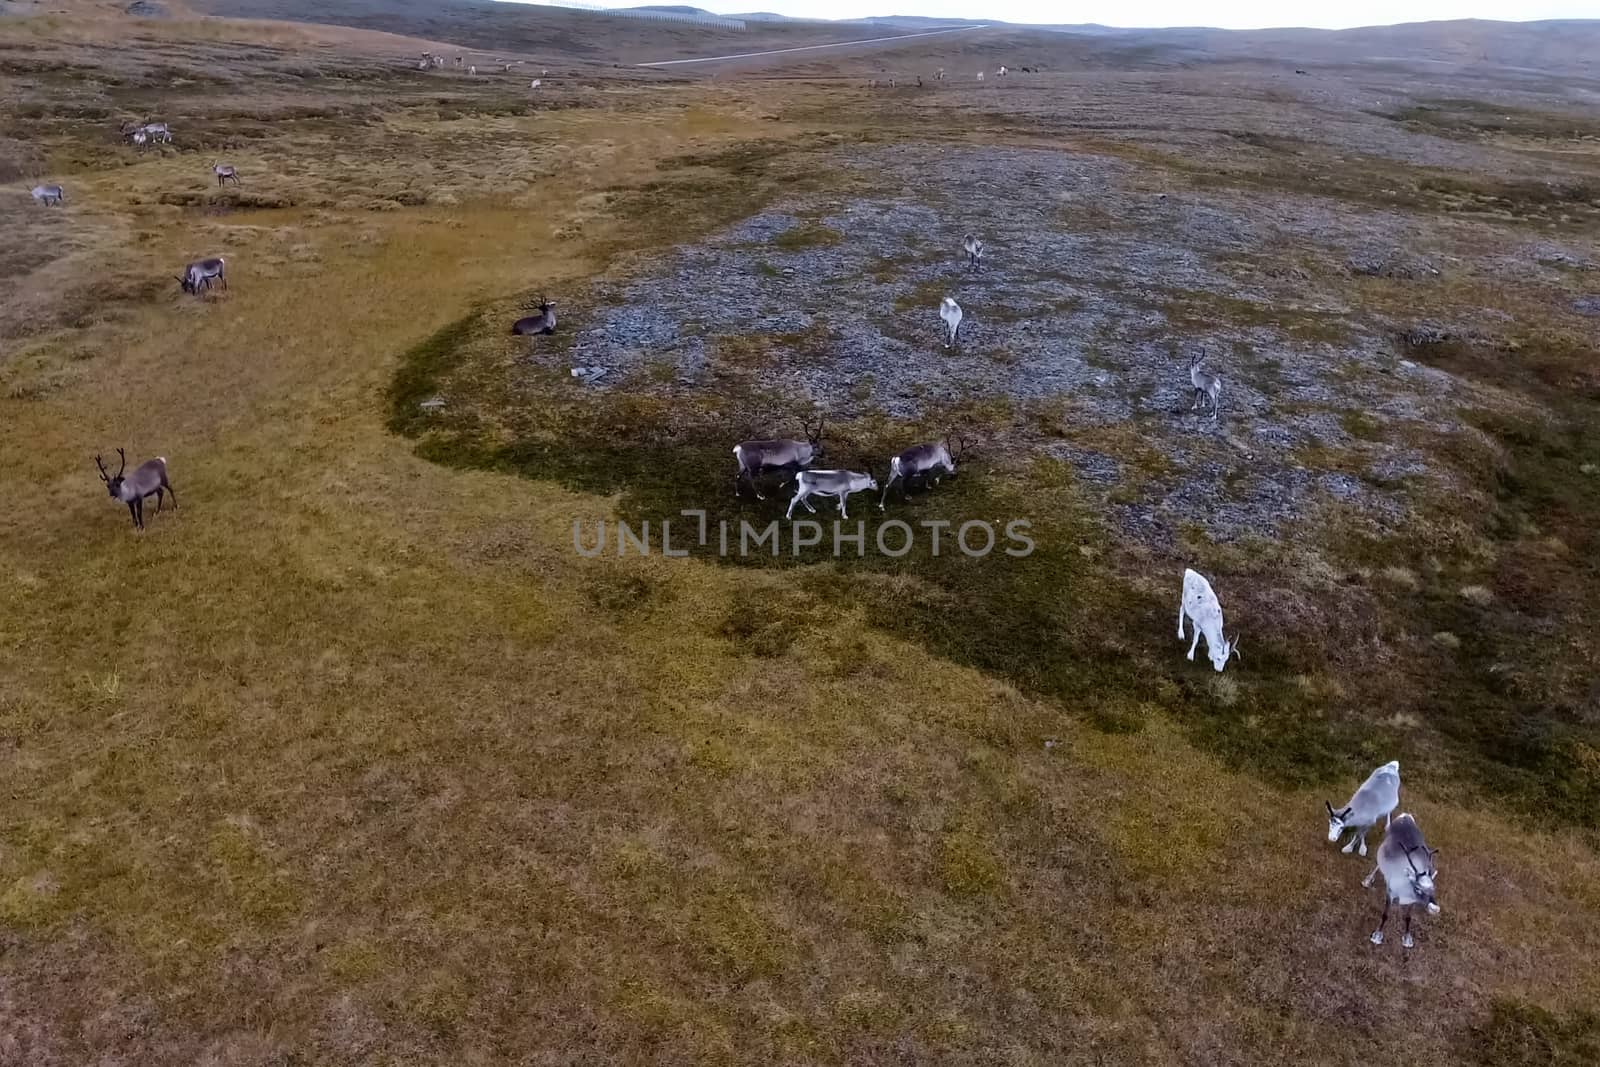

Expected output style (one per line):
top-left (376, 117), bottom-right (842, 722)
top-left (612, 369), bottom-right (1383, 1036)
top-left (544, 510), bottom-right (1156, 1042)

top-left (1574, 295), bottom-right (1600, 317)
top-left (1347, 248), bottom-right (1439, 279)
top-left (1432, 631), bottom-right (1462, 650)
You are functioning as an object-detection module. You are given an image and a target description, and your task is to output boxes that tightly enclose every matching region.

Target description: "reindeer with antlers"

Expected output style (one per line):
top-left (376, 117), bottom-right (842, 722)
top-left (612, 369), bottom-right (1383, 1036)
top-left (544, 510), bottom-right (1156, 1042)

top-left (510, 295), bottom-right (558, 336)
top-left (879, 433), bottom-right (969, 509)
top-left (733, 415), bottom-right (824, 501)
top-left (95, 449), bottom-right (177, 531)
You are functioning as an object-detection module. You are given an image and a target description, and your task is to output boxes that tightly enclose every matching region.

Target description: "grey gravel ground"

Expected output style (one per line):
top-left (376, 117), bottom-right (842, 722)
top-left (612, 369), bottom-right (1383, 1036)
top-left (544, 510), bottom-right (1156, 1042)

top-left (526, 139), bottom-right (1585, 544)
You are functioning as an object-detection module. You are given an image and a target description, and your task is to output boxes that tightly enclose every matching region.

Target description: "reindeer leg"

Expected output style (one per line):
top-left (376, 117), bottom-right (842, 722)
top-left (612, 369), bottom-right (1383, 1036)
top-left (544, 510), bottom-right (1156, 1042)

top-left (1177, 601), bottom-right (1186, 640)
top-left (1187, 626), bottom-right (1200, 661)
top-left (1361, 864), bottom-right (1379, 889)
top-left (1341, 829), bottom-right (1358, 854)
top-left (837, 492), bottom-right (848, 519)
top-left (1401, 905), bottom-right (1415, 949)
top-left (1356, 827), bottom-right (1370, 858)
top-left (880, 473), bottom-right (899, 510)
top-left (154, 488), bottom-right (164, 513)
top-left (785, 489), bottom-right (802, 520)
top-left (127, 500), bottom-right (139, 529)
top-left (165, 481), bottom-right (178, 510)
top-left (1370, 897), bottom-right (1389, 945)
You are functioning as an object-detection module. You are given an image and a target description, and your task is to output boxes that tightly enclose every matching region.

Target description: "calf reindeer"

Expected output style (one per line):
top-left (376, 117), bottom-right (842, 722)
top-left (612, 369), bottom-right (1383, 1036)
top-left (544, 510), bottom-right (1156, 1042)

top-left (1177, 567), bottom-right (1240, 672)
top-left (733, 416), bottom-right (824, 500)
top-left (1326, 760), bottom-right (1401, 857)
top-left (939, 296), bottom-right (963, 348)
top-left (212, 163), bottom-right (240, 186)
top-left (510, 295), bottom-right (557, 335)
top-left (31, 184), bottom-right (65, 206)
top-left (96, 449), bottom-right (177, 531)
top-left (1189, 350), bottom-right (1222, 418)
top-left (178, 257), bottom-right (227, 295)
top-left (1363, 812), bottom-right (1440, 949)
top-left (787, 470), bottom-right (878, 520)
top-left (879, 435), bottom-right (966, 508)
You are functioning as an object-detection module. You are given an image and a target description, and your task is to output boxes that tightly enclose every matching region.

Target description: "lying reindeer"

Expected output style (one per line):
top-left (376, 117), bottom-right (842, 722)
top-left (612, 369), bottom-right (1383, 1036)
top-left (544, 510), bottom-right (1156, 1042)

top-left (787, 469), bottom-right (878, 520)
top-left (96, 449), bottom-right (177, 531)
top-left (511, 295), bottom-right (557, 335)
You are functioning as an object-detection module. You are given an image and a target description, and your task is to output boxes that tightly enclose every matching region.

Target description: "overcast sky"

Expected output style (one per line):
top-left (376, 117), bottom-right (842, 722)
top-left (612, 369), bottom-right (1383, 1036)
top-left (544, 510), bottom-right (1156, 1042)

top-left (524, 0), bottom-right (1596, 30)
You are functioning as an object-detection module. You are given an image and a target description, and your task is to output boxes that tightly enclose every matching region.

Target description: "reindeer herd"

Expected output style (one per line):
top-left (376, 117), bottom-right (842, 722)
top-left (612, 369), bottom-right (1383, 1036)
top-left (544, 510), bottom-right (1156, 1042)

top-left (58, 99), bottom-right (1438, 950)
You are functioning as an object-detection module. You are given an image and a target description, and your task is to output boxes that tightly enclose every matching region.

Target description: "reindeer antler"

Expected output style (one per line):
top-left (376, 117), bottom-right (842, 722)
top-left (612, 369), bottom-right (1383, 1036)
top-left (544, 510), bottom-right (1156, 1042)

top-left (94, 454), bottom-right (110, 483)
top-left (115, 448), bottom-right (126, 479)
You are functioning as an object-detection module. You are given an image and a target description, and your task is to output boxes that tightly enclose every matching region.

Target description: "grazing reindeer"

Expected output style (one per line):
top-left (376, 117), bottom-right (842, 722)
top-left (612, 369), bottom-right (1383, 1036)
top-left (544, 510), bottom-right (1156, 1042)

top-left (976, 71), bottom-right (985, 82)
top-left (468, 65), bottom-right (477, 75)
top-left (130, 130), bottom-right (149, 150)
top-left (787, 470), bottom-right (878, 520)
top-left (417, 58), bottom-right (431, 71)
top-left (733, 416), bottom-right (824, 500)
top-left (510, 295), bottom-right (557, 335)
top-left (433, 55), bottom-right (445, 68)
top-left (1326, 760), bottom-right (1401, 858)
top-left (1188, 350), bottom-right (1222, 418)
top-left (1177, 567), bottom-right (1240, 672)
top-left (997, 65), bottom-right (1008, 76)
top-left (212, 163), bottom-right (240, 186)
top-left (529, 79), bottom-right (542, 89)
top-left (138, 122), bottom-right (172, 144)
top-left (96, 449), bottom-right (177, 531)
top-left (938, 296), bottom-right (963, 348)
top-left (31, 184), bottom-right (65, 206)
top-left (1363, 812), bottom-right (1441, 949)
top-left (177, 257), bottom-right (227, 295)
top-left (963, 233), bottom-right (984, 270)
top-left (936, 68), bottom-right (945, 80)
top-left (879, 436), bottom-right (965, 509)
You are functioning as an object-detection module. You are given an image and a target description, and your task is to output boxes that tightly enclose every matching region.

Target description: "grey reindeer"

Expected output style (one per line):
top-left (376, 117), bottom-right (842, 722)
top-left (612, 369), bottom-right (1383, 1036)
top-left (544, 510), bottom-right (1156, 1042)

top-left (96, 449), bottom-right (178, 531)
top-left (31, 184), bottom-right (65, 206)
top-left (510, 295), bottom-right (557, 335)
top-left (962, 233), bottom-right (984, 270)
top-left (733, 415), bottom-right (824, 500)
top-left (1326, 760), bottom-right (1401, 858)
top-left (939, 296), bottom-right (963, 348)
top-left (1188, 350), bottom-right (1222, 418)
top-left (178, 257), bottom-right (227, 295)
top-left (1363, 812), bottom-right (1441, 949)
top-left (879, 435), bottom-right (967, 509)
top-left (212, 163), bottom-right (240, 187)
top-left (786, 470), bottom-right (878, 520)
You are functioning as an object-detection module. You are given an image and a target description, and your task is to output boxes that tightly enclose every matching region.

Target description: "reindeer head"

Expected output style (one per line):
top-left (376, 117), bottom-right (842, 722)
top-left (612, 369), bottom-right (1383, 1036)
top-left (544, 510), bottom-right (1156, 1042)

top-left (95, 448), bottom-right (127, 498)
top-left (1325, 801), bottom-right (1354, 842)
top-left (800, 414), bottom-right (825, 462)
top-left (1405, 846), bottom-right (1440, 913)
top-left (1209, 631), bottom-right (1240, 672)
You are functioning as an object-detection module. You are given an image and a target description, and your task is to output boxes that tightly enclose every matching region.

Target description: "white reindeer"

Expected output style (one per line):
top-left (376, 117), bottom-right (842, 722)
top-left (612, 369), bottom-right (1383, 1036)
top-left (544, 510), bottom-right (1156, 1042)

top-left (998, 65), bottom-right (1008, 76)
top-left (1325, 760), bottom-right (1401, 857)
top-left (786, 470), bottom-right (878, 520)
top-left (976, 71), bottom-right (985, 82)
top-left (1189, 350), bottom-right (1222, 418)
top-left (468, 65), bottom-right (477, 75)
top-left (31, 184), bottom-right (65, 206)
top-left (529, 79), bottom-right (542, 89)
top-left (939, 297), bottom-right (962, 348)
top-left (1177, 568), bottom-right (1240, 672)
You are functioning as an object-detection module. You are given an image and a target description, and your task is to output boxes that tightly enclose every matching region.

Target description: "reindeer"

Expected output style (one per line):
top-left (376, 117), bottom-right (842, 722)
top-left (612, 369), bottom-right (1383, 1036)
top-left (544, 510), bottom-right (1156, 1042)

top-left (130, 130), bottom-right (149, 150)
top-left (212, 163), bottom-right (240, 186)
top-left (1189, 350), bottom-right (1222, 418)
top-left (997, 65), bottom-right (1008, 76)
top-left (879, 436), bottom-right (966, 509)
top-left (976, 71), bottom-right (985, 82)
top-left (510, 296), bottom-right (557, 335)
top-left (786, 470), bottom-right (878, 520)
top-left (135, 122), bottom-right (172, 144)
top-left (936, 68), bottom-right (945, 80)
top-left (468, 65), bottom-right (477, 75)
top-left (1177, 568), bottom-right (1240, 672)
top-left (30, 184), bottom-right (65, 206)
top-left (963, 233), bottom-right (984, 270)
top-left (938, 297), bottom-right (963, 348)
top-left (177, 257), bottom-right (226, 295)
top-left (1363, 813), bottom-right (1441, 949)
top-left (733, 416), bottom-right (824, 500)
top-left (529, 79), bottom-right (542, 89)
top-left (1326, 760), bottom-right (1401, 857)
top-left (95, 449), bottom-right (177, 531)
top-left (432, 55), bottom-right (445, 69)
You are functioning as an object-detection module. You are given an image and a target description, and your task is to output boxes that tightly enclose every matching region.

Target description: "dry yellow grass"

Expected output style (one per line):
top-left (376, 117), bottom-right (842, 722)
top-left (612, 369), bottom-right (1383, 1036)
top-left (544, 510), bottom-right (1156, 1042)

top-left (2, 5), bottom-right (1599, 1064)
